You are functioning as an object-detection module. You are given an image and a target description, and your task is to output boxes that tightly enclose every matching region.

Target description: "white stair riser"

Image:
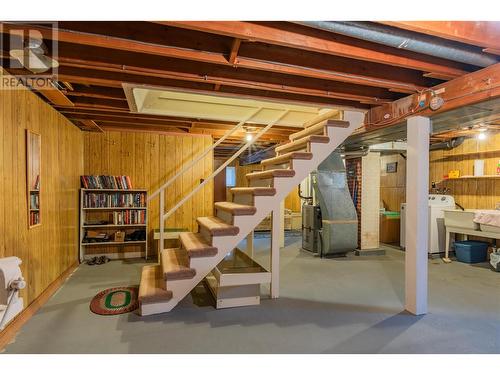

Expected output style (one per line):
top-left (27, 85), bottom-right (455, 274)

top-left (262, 162), bottom-right (291, 171)
top-left (276, 144), bottom-right (308, 156)
top-left (232, 193), bottom-right (254, 206)
top-left (164, 277), bottom-right (196, 296)
top-left (289, 124), bottom-right (327, 141)
top-left (140, 299), bottom-right (179, 316)
top-left (248, 177), bottom-right (273, 187)
top-left (189, 256), bottom-right (214, 270)
top-left (216, 209), bottom-right (234, 225)
top-left (199, 226), bottom-right (213, 244)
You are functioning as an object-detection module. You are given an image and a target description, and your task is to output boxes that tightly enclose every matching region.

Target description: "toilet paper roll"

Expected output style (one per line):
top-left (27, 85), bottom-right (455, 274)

top-left (474, 159), bottom-right (484, 176)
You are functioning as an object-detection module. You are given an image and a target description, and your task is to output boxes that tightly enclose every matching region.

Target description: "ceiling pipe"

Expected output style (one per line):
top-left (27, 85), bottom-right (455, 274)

top-left (296, 21), bottom-right (498, 68)
top-left (429, 136), bottom-right (466, 151)
top-left (342, 148), bottom-right (370, 159)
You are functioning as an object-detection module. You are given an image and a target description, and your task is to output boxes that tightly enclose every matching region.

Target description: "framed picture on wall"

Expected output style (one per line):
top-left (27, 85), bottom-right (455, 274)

top-left (386, 162), bottom-right (398, 173)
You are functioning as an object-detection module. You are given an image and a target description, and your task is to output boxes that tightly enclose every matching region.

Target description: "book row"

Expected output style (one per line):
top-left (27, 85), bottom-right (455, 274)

top-left (83, 192), bottom-right (146, 208)
top-left (81, 175), bottom-right (133, 190)
top-left (112, 210), bottom-right (146, 225)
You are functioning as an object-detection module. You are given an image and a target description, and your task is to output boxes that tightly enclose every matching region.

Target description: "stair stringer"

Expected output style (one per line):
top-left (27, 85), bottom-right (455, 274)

top-left (141, 115), bottom-right (364, 315)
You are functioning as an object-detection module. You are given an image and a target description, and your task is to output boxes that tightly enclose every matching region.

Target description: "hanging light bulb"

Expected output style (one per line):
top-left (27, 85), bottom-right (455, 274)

top-left (245, 132), bottom-right (253, 142)
top-left (477, 132), bottom-right (487, 140)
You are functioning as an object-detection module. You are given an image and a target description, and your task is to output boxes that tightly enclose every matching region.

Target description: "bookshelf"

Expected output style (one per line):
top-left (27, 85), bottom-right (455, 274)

top-left (79, 187), bottom-right (149, 262)
top-left (27, 131), bottom-right (41, 228)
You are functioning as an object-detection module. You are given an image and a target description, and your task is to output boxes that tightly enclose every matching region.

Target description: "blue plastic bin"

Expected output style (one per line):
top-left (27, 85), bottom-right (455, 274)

top-left (453, 240), bottom-right (488, 263)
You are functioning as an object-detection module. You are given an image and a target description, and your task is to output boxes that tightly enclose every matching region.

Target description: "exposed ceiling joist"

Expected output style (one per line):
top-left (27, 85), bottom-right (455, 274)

top-left (160, 21), bottom-right (470, 78)
top-left (228, 38), bottom-right (241, 65)
top-left (55, 59), bottom-right (390, 105)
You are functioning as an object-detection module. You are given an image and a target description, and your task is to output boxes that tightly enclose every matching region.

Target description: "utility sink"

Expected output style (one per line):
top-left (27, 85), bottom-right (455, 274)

top-left (443, 209), bottom-right (480, 230)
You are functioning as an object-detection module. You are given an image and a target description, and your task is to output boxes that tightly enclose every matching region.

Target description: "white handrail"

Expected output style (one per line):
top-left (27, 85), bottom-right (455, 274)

top-left (148, 107), bottom-right (263, 201)
top-left (162, 109), bottom-right (290, 223)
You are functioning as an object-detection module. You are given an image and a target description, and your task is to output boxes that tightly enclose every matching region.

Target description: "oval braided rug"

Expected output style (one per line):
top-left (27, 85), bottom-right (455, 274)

top-left (90, 286), bottom-right (139, 315)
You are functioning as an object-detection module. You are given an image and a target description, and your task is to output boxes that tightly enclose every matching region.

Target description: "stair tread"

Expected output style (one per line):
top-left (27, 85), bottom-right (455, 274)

top-left (197, 216), bottom-right (239, 236)
top-left (260, 151), bottom-right (313, 166)
top-left (275, 135), bottom-right (329, 153)
top-left (305, 119), bottom-right (349, 129)
top-left (215, 201), bottom-right (257, 215)
top-left (246, 169), bottom-right (295, 180)
top-left (179, 232), bottom-right (217, 258)
top-left (160, 248), bottom-right (196, 280)
top-left (290, 119), bottom-right (349, 141)
top-left (138, 265), bottom-right (173, 304)
top-left (230, 187), bottom-right (276, 196)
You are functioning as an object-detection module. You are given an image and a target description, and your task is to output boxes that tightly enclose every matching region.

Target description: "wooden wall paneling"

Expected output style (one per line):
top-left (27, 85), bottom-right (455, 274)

top-left (82, 131), bottom-right (214, 256)
top-left (148, 133), bottom-right (160, 251)
top-left (0, 72), bottom-right (83, 310)
top-left (380, 154), bottom-right (406, 212)
top-left (181, 136), bottom-right (192, 231)
top-left (430, 133), bottom-right (500, 210)
top-left (204, 136), bottom-right (214, 218)
top-left (192, 137), bottom-right (203, 231)
top-left (173, 137), bottom-right (183, 229)
top-left (213, 157), bottom-right (226, 203)
top-left (164, 134), bottom-right (175, 228)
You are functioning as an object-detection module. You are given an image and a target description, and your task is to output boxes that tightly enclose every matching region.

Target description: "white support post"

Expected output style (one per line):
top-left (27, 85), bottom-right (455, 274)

top-left (405, 116), bottom-right (430, 315)
top-left (246, 231), bottom-right (254, 258)
top-left (279, 201), bottom-right (285, 248)
top-left (270, 204), bottom-right (281, 298)
top-left (159, 190), bottom-right (165, 261)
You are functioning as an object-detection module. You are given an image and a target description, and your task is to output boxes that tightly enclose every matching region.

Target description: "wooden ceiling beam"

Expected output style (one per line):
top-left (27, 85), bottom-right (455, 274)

top-left (366, 62), bottom-right (500, 130)
top-left (160, 21), bottom-right (469, 78)
top-left (1, 23), bottom-right (430, 93)
top-left (380, 21), bottom-right (500, 50)
top-left (97, 123), bottom-right (195, 136)
top-left (228, 38), bottom-right (241, 65)
top-left (56, 60), bottom-right (390, 105)
top-left (56, 107), bottom-right (300, 134)
top-left (35, 81), bottom-right (74, 106)
top-left (53, 106), bottom-right (295, 128)
top-left (69, 96), bottom-right (129, 110)
top-left (65, 85), bottom-right (127, 100)
top-left (77, 119), bottom-right (104, 132)
top-left (55, 68), bottom-right (369, 109)
top-left (68, 116), bottom-right (194, 129)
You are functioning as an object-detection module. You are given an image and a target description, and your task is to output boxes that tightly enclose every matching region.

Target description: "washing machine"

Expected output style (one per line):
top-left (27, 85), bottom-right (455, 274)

top-left (400, 194), bottom-right (455, 255)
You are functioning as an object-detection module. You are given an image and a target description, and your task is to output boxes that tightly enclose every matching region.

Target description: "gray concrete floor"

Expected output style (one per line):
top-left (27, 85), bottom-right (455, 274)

top-left (3, 235), bottom-right (499, 353)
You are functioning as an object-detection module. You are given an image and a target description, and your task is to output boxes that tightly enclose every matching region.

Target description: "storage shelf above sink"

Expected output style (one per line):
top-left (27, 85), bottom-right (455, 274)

top-left (439, 175), bottom-right (500, 184)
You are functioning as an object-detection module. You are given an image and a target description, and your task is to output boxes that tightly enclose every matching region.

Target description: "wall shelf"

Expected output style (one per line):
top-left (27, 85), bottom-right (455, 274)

top-left (83, 224), bottom-right (146, 228)
top-left (81, 188), bottom-right (147, 192)
top-left (82, 207), bottom-right (147, 210)
top-left (440, 175), bottom-right (500, 184)
top-left (81, 240), bottom-right (147, 246)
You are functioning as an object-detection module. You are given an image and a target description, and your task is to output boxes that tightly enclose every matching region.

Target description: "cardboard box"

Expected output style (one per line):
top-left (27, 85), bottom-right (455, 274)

top-left (114, 231), bottom-right (125, 242)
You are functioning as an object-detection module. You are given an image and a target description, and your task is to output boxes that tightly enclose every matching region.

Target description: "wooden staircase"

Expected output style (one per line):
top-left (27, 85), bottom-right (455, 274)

top-left (138, 113), bottom-right (364, 316)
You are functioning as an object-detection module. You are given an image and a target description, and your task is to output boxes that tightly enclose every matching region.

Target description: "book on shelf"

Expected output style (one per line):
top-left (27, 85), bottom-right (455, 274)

top-left (30, 194), bottom-right (39, 209)
top-left (29, 211), bottom-right (40, 226)
top-left (80, 175), bottom-right (134, 190)
top-left (33, 175), bottom-right (40, 190)
top-left (83, 192), bottom-right (146, 208)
